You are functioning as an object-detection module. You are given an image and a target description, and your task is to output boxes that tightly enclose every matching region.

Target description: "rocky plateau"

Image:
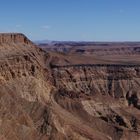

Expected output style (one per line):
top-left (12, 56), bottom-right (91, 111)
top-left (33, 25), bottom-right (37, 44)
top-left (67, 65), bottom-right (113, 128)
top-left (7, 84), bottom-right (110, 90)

top-left (0, 33), bottom-right (140, 140)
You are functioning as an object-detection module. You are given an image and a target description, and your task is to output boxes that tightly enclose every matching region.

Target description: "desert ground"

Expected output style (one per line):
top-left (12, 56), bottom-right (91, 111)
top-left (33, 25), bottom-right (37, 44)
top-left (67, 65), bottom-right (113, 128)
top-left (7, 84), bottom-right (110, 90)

top-left (0, 33), bottom-right (140, 140)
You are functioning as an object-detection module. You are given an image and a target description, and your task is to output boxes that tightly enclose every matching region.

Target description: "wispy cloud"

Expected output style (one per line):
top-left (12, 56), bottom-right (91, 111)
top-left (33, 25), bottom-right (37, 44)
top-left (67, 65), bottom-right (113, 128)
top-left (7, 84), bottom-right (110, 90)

top-left (41, 25), bottom-right (51, 30)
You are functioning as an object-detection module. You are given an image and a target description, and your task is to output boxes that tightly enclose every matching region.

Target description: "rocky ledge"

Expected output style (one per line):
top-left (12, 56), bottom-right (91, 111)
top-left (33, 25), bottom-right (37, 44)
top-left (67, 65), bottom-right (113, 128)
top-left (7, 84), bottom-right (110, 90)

top-left (0, 33), bottom-right (32, 44)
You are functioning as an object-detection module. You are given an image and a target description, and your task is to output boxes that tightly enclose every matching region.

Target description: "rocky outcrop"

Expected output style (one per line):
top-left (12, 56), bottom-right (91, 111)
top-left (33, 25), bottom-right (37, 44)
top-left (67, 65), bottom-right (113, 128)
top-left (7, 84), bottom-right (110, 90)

top-left (0, 33), bottom-right (32, 44)
top-left (52, 65), bottom-right (140, 96)
top-left (0, 33), bottom-right (140, 140)
top-left (51, 64), bottom-right (140, 140)
top-left (0, 33), bottom-right (53, 140)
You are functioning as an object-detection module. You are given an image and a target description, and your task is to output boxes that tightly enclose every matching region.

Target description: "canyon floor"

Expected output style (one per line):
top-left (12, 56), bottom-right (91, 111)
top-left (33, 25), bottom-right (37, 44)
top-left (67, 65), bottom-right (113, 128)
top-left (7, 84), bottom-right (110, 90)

top-left (0, 34), bottom-right (140, 140)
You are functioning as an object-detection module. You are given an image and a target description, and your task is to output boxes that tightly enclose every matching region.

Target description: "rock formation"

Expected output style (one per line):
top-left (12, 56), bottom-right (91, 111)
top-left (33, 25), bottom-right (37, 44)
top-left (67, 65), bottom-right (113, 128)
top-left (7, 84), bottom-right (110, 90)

top-left (0, 33), bottom-right (52, 140)
top-left (0, 33), bottom-right (140, 140)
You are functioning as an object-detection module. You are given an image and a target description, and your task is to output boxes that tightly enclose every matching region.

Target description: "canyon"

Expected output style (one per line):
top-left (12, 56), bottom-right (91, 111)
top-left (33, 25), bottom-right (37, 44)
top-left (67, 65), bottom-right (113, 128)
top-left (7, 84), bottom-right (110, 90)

top-left (0, 33), bottom-right (140, 140)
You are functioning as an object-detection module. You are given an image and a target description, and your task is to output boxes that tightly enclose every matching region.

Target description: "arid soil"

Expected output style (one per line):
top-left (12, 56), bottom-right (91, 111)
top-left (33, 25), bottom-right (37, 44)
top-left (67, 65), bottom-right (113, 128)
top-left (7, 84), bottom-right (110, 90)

top-left (0, 34), bottom-right (140, 140)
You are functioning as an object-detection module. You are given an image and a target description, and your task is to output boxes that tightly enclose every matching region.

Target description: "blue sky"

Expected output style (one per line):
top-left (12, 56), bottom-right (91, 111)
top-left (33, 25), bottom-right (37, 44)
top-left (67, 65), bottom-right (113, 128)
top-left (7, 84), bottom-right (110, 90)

top-left (0, 0), bottom-right (140, 41)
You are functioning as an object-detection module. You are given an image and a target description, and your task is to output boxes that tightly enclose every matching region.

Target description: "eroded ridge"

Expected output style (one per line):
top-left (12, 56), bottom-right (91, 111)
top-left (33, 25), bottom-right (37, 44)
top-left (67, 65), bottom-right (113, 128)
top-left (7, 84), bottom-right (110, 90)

top-left (0, 33), bottom-right (33, 44)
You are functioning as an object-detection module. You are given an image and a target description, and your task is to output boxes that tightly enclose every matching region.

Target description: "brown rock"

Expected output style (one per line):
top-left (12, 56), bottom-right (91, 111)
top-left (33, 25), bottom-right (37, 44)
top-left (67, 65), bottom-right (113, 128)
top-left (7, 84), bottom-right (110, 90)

top-left (0, 33), bottom-right (140, 140)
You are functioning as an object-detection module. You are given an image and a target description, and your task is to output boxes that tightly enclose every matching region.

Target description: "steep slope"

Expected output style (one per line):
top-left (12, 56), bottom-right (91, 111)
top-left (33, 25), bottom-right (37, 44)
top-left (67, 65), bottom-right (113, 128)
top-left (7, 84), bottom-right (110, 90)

top-left (0, 33), bottom-right (53, 140)
top-left (1, 34), bottom-right (140, 140)
top-left (51, 64), bottom-right (140, 140)
top-left (0, 33), bottom-right (96, 140)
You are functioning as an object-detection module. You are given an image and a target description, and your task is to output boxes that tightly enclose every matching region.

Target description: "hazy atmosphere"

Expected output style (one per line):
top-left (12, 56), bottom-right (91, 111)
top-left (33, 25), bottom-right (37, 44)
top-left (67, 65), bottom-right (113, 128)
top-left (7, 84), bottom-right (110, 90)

top-left (0, 0), bottom-right (140, 41)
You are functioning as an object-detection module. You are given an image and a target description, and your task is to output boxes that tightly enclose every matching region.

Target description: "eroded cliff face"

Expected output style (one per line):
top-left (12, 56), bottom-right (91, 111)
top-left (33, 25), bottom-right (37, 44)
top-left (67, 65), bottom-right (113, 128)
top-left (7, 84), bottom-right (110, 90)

top-left (0, 33), bottom-right (32, 44)
top-left (0, 34), bottom-right (140, 140)
top-left (52, 65), bottom-right (140, 99)
top-left (0, 33), bottom-right (54, 140)
top-left (51, 65), bottom-right (140, 140)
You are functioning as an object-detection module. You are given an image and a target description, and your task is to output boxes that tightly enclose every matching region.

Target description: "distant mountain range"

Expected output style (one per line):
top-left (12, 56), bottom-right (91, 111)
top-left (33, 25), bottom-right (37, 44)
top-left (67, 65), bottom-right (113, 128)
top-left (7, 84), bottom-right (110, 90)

top-left (35, 40), bottom-right (140, 54)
